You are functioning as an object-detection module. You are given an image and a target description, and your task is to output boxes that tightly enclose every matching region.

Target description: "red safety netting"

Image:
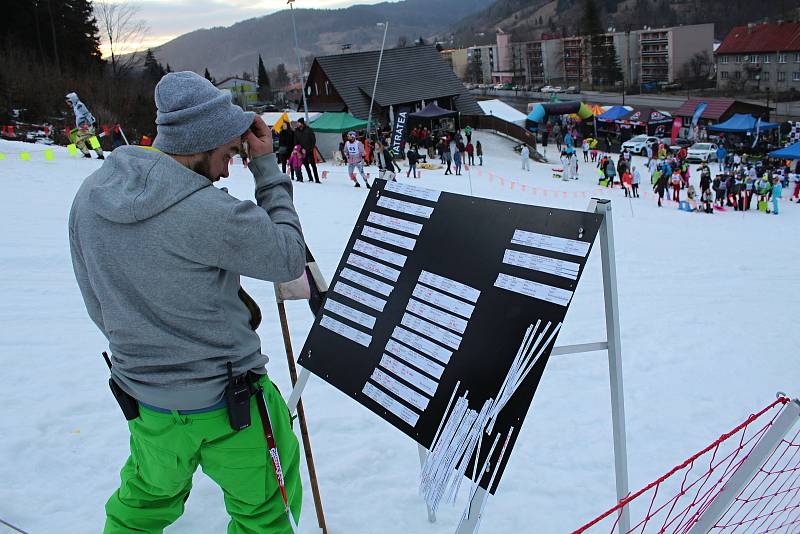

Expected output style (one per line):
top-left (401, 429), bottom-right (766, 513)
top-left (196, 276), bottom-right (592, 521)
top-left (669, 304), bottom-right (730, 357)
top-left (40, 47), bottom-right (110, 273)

top-left (573, 397), bottom-right (800, 534)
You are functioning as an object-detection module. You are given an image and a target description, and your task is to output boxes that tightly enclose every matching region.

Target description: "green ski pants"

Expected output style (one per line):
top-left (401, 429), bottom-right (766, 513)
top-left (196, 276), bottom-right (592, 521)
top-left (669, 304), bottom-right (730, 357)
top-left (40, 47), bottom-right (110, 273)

top-left (104, 376), bottom-right (302, 533)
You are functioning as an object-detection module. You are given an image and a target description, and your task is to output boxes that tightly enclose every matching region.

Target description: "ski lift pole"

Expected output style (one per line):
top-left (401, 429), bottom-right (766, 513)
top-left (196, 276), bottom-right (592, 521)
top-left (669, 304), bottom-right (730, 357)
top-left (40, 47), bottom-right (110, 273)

top-left (288, 1), bottom-right (310, 123)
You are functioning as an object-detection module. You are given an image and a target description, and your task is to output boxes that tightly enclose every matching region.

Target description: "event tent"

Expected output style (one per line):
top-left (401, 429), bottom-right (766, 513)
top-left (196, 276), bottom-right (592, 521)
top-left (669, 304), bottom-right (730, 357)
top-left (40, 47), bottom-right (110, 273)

top-left (408, 102), bottom-right (458, 119)
top-left (619, 107), bottom-right (672, 126)
top-left (597, 106), bottom-right (633, 121)
top-left (260, 111), bottom-right (320, 128)
top-left (768, 141), bottom-right (800, 160)
top-left (310, 112), bottom-right (368, 133)
top-left (708, 114), bottom-right (779, 133)
top-left (477, 99), bottom-right (527, 126)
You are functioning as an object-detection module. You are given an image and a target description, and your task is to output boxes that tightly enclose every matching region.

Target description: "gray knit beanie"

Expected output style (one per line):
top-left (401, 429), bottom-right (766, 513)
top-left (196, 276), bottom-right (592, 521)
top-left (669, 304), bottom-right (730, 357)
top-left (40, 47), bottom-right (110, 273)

top-left (152, 71), bottom-right (255, 155)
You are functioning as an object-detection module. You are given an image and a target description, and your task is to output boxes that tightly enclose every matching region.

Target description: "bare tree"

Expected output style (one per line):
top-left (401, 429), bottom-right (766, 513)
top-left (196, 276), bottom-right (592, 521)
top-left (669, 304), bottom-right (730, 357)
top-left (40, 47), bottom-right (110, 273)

top-left (94, 0), bottom-right (149, 79)
top-left (396, 36), bottom-right (409, 48)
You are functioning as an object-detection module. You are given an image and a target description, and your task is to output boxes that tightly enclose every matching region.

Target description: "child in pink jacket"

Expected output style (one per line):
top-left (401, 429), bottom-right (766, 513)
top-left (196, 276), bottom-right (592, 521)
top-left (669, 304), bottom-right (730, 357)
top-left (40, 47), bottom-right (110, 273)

top-left (288, 144), bottom-right (305, 182)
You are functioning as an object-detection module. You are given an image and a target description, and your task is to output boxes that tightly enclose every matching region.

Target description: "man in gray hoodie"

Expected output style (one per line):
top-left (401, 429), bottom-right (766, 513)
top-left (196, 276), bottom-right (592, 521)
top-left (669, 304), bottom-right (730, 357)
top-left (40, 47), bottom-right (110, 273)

top-left (69, 71), bottom-right (306, 533)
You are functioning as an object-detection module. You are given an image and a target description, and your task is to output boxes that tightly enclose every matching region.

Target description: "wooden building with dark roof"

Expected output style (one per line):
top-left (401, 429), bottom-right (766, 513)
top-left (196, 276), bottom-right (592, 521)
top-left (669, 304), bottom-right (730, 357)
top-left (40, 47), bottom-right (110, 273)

top-left (304, 45), bottom-right (482, 127)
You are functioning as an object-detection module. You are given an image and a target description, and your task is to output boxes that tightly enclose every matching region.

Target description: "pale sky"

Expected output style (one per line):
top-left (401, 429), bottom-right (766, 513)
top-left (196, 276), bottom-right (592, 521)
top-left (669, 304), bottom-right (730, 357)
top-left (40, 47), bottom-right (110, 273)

top-left (97, 0), bottom-right (395, 57)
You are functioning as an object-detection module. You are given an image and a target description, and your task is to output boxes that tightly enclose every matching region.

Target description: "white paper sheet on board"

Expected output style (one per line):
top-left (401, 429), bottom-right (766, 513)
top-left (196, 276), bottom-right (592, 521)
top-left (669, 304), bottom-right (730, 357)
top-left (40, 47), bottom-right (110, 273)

top-left (494, 273), bottom-right (574, 307)
top-left (340, 267), bottom-right (394, 297)
top-left (346, 253), bottom-right (401, 282)
top-left (379, 354), bottom-right (439, 397)
top-left (376, 196), bottom-right (434, 219)
top-left (324, 298), bottom-right (377, 330)
top-left (401, 313), bottom-right (462, 350)
top-left (419, 271), bottom-right (480, 303)
top-left (362, 225), bottom-right (417, 251)
top-left (320, 315), bottom-right (372, 347)
top-left (367, 212), bottom-right (424, 236)
top-left (362, 382), bottom-right (420, 426)
top-left (510, 229), bottom-right (591, 258)
top-left (353, 239), bottom-right (407, 267)
top-left (502, 249), bottom-right (580, 280)
top-left (406, 299), bottom-right (468, 334)
top-left (386, 339), bottom-right (445, 379)
top-left (333, 281), bottom-right (387, 312)
top-left (370, 368), bottom-right (431, 411)
top-left (384, 180), bottom-right (442, 202)
top-left (392, 327), bottom-right (453, 365)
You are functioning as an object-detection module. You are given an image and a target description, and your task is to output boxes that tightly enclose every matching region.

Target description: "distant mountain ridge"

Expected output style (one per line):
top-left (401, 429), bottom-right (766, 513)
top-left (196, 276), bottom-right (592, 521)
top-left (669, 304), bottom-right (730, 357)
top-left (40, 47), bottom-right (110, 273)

top-left (149, 0), bottom-right (489, 78)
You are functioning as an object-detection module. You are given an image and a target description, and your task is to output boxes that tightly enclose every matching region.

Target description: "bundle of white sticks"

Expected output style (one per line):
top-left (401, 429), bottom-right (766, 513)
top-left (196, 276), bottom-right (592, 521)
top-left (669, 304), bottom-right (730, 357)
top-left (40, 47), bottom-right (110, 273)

top-left (419, 320), bottom-right (562, 532)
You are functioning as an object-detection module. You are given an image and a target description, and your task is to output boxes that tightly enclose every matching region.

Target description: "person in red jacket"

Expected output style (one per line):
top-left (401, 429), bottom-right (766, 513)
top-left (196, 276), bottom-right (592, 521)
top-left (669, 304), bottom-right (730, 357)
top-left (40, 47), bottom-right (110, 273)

top-left (465, 141), bottom-right (475, 165)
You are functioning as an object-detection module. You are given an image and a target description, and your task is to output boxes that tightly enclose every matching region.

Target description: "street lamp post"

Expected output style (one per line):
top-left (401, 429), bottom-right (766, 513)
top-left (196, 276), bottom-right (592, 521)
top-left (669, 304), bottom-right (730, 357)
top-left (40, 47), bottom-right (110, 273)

top-left (367, 21), bottom-right (389, 141)
top-left (287, 0), bottom-right (309, 123)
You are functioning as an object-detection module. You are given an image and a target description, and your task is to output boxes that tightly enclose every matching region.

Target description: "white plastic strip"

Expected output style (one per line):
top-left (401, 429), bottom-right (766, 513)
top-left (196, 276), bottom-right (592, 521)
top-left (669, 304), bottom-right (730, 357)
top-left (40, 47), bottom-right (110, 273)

top-left (333, 281), bottom-right (387, 312)
top-left (412, 283), bottom-right (475, 319)
top-left (367, 211), bottom-right (423, 236)
top-left (363, 382), bottom-right (420, 426)
top-left (384, 180), bottom-right (441, 202)
top-left (323, 298), bottom-right (376, 329)
top-left (502, 249), bottom-right (580, 280)
top-left (494, 273), bottom-right (574, 307)
top-left (419, 271), bottom-right (481, 303)
top-left (407, 299), bottom-right (468, 334)
top-left (392, 326), bottom-right (453, 365)
top-left (510, 229), bottom-right (591, 258)
top-left (386, 339), bottom-right (445, 380)
top-left (380, 354), bottom-right (439, 397)
top-left (339, 267), bottom-right (394, 297)
top-left (353, 239), bottom-right (407, 267)
top-left (401, 313), bottom-right (462, 350)
top-left (346, 253), bottom-right (401, 282)
top-left (370, 368), bottom-right (431, 411)
top-left (377, 196), bottom-right (434, 219)
top-left (320, 315), bottom-right (372, 347)
top-left (362, 225), bottom-right (417, 250)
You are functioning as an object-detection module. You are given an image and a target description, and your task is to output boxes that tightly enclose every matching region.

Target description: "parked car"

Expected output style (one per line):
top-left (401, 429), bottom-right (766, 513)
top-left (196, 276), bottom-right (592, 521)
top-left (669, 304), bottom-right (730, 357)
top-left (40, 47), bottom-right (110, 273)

top-left (685, 142), bottom-right (719, 163)
top-left (669, 138), bottom-right (693, 153)
top-left (551, 86), bottom-right (564, 93)
top-left (621, 135), bottom-right (660, 156)
top-left (565, 86), bottom-right (580, 94)
top-left (493, 83), bottom-right (505, 90)
top-left (540, 85), bottom-right (555, 93)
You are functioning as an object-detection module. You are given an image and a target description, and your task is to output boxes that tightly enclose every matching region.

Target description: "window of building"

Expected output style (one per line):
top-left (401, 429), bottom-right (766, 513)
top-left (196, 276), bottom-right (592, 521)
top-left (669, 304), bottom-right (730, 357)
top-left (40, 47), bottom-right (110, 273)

top-left (735, 55), bottom-right (742, 63)
top-left (779, 53), bottom-right (787, 63)
top-left (750, 55), bottom-right (758, 63)
top-left (796, 53), bottom-right (800, 63)
top-left (778, 71), bottom-right (786, 81)
top-left (721, 71), bottom-right (729, 79)
top-left (762, 72), bottom-right (769, 81)
top-left (764, 55), bottom-right (770, 63)
top-left (721, 56), bottom-right (729, 64)
top-left (793, 72), bottom-right (800, 81)
top-left (734, 71), bottom-right (741, 80)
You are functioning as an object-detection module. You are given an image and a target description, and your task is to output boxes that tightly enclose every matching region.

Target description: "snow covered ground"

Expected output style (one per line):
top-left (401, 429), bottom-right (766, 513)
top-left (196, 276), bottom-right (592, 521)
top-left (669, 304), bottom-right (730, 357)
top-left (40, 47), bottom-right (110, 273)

top-left (0, 132), bottom-right (798, 533)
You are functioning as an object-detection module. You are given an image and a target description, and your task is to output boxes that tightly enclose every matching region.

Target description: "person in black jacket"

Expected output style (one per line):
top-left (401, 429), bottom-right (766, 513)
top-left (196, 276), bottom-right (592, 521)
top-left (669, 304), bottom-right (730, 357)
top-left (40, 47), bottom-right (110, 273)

top-left (374, 140), bottom-right (398, 181)
top-left (406, 146), bottom-right (420, 178)
top-left (277, 122), bottom-right (294, 174)
top-left (293, 118), bottom-right (320, 183)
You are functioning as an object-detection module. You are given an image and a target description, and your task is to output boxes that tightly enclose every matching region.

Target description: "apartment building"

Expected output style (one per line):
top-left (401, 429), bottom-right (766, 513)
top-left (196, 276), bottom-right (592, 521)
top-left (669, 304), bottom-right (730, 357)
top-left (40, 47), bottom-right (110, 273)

top-left (466, 45), bottom-right (497, 84)
top-left (715, 22), bottom-right (800, 92)
top-left (440, 48), bottom-right (469, 80)
top-left (639, 23), bottom-right (714, 84)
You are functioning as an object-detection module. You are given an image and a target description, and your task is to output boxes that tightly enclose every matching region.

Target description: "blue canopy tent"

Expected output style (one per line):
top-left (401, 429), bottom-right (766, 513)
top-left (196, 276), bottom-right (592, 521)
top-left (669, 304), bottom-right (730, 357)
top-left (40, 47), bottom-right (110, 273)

top-left (597, 106), bottom-right (633, 121)
top-left (768, 141), bottom-right (800, 160)
top-left (708, 114), bottom-right (779, 133)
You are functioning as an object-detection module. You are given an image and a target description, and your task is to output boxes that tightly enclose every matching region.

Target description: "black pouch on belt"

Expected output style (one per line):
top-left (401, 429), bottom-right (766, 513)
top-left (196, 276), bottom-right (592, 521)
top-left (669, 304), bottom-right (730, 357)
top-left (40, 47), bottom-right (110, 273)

top-left (102, 352), bottom-right (140, 421)
top-left (225, 362), bottom-right (252, 431)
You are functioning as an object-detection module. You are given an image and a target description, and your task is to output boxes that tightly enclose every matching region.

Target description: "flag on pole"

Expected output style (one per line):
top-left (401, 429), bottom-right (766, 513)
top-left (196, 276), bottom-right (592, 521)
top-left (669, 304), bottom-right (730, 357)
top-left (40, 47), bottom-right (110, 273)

top-left (272, 112), bottom-right (291, 133)
top-left (689, 102), bottom-right (707, 140)
top-left (752, 117), bottom-right (762, 149)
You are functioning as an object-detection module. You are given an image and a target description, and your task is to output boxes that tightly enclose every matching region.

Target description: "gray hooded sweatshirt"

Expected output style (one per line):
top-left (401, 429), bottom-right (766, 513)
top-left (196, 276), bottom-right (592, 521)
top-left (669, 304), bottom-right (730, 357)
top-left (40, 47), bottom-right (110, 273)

top-left (69, 146), bottom-right (305, 410)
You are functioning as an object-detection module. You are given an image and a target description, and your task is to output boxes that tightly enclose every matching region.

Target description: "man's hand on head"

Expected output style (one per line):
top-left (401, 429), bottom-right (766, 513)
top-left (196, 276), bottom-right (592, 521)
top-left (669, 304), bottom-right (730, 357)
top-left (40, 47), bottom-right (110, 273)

top-left (242, 115), bottom-right (273, 159)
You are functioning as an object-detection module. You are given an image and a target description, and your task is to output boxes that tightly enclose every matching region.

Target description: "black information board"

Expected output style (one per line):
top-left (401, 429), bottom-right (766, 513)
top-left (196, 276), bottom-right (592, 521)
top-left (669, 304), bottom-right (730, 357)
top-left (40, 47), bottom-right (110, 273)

top-left (298, 179), bottom-right (603, 493)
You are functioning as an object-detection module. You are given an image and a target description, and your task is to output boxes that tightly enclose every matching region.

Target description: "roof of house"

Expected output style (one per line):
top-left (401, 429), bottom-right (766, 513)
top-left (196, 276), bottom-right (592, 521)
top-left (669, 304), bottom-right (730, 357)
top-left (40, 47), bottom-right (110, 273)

top-left (674, 99), bottom-right (768, 121)
top-left (216, 77), bottom-right (256, 89)
top-left (313, 45), bottom-right (482, 119)
top-left (716, 22), bottom-right (800, 54)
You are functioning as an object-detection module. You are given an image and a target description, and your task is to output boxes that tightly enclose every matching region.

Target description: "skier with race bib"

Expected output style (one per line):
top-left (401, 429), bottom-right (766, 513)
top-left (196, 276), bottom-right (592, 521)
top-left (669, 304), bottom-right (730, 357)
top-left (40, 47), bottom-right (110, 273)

top-left (344, 131), bottom-right (371, 188)
top-left (66, 92), bottom-right (104, 159)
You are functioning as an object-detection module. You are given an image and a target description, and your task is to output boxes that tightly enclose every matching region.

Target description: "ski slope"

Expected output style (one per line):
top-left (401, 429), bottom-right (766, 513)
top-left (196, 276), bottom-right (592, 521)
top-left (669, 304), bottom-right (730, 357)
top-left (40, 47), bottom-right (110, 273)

top-left (0, 133), bottom-right (797, 533)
